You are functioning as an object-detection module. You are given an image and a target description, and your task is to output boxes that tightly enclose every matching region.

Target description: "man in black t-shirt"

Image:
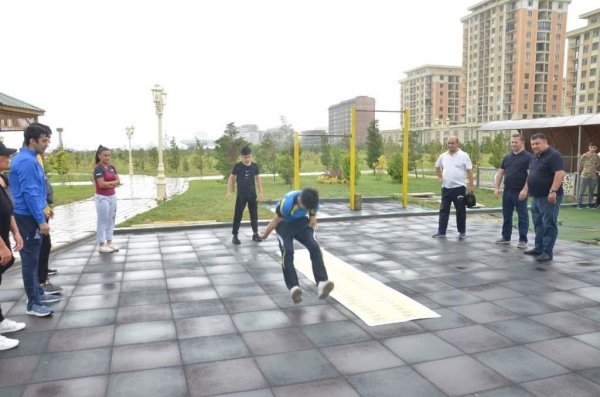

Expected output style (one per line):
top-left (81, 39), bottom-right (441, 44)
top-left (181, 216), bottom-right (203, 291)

top-left (519, 133), bottom-right (565, 262)
top-left (494, 133), bottom-right (532, 248)
top-left (227, 146), bottom-right (264, 244)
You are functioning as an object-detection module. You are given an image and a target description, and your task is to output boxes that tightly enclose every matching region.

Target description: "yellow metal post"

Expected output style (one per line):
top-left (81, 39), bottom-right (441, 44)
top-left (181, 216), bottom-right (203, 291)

top-left (294, 131), bottom-right (300, 190)
top-left (402, 109), bottom-right (410, 208)
top-left (350, 105), bottom-right (356, 210)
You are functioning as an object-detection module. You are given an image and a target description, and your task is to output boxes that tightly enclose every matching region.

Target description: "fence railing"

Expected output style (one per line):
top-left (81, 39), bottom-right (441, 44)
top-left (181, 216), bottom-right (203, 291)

top-left (477, 167), bottom-right (577, 196)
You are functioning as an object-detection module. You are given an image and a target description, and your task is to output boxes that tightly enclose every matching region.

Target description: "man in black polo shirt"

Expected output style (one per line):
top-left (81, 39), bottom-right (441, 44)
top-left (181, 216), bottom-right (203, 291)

top-left (494, 133), bottom-right (532, 248)
top-left (519, 133), bottom-right (565, 262)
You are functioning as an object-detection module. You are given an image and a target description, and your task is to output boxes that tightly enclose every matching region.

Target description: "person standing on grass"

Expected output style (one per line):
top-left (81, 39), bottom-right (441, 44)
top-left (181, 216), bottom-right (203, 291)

top-left (259, 188), bottom-right (334, 304)
top-left (432, 136), bottom-right (474, 240)
top-left (0, 141), bottom-right (25, 349)
top-left (9, 123), bottom-right (60, 317)
top-left (494, 133), bottom-right (532, 248)
top-left (94, 145), bottom-right (120, 253)
top-left (227, 146), bottom-right (263, 245)
top-left (519, 133), bottom-right (565, 262)
top-left (577, 143), bottom-right (600, 209)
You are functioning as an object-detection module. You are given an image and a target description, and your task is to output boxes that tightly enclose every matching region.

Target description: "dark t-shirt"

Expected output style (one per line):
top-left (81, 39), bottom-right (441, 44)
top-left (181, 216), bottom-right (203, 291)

top-left (231, 162), bottom-right (260, 195)
top-left (500, 150), bottom-right (532, 192)
top-left (528, 147), bottom-right (564, 197)
top-left (0, 175), bottom-right (15, 273)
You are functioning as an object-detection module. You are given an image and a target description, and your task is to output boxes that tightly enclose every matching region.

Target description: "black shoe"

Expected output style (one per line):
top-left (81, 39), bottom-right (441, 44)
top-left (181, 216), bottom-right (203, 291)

top-left (232, 235), bottom-right (241, 245)
top-left (536, 253), bottom-right (553, 262)
top-left (524, 249), bottom-right (542, 255)
top-left (252, 233), bottom-right (262, 242)
top-left (47, 268), bottom-right (58, 275)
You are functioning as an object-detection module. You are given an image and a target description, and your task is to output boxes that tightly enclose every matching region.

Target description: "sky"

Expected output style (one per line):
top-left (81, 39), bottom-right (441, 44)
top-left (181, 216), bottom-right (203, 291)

top-left (2, 0), bottom-right (600, 151)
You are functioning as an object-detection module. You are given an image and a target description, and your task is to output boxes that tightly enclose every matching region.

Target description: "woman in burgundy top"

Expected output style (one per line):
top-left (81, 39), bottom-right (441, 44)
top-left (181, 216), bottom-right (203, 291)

top-left (93, 145), bottom-right (120, 253)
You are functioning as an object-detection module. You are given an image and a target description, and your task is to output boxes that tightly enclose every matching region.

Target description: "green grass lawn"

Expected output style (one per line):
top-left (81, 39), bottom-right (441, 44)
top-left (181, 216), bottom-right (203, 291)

top-left (557, 206), bottom-right (600, 242)
top-left (52, 185), bottom-right (95, 206)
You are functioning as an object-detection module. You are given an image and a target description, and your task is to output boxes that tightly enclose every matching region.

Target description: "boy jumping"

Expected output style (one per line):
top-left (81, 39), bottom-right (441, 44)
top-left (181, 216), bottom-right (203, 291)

top-left (259, 188), bottom-right (334, 304)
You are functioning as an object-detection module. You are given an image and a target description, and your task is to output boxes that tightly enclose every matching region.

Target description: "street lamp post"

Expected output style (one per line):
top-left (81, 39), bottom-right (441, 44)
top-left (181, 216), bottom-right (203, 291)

top-left (125, 126), bottom-right (134, 175)
top-left (151, 84), bottom-right (167, 202)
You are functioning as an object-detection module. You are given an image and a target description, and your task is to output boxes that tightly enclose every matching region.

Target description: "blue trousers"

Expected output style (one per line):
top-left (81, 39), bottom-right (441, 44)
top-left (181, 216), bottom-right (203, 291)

top-left (437, 186), bottom-right (467, 235)
top-left (275, 217), bottom-right (328, 290)
top-left (14, 214), bottom-right (42, 310)
top-left (531, 195), bottom-right (562, 257)
top-left (502, 190), bottom-right (529, 242)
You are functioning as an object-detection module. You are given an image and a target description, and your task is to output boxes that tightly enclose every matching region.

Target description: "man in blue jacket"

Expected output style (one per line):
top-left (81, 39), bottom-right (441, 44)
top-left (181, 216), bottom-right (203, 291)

top-left (259, 188), bottom-right (334, 304)
top-left (9, 123), bottom-right (59, 317)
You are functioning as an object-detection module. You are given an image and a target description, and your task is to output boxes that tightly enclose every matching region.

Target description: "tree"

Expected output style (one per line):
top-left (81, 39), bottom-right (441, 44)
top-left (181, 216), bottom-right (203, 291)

top-left (426, 140), bottom-right (443, 163)
top-left (276, 152), bottom-right (294, 186)
top-left (489, 133), bottom-right (508, 169)
top-left (405, 130), bottom-right (424, 177)
top-left (387, 151), bottom-right (403, 183)
top-left (365, 120), bottom-right (383, 172)
top-left (214, 122), bottom-right (248, 178)
top-left (193, 138), bottom-right (206, 176)
top-left (462, 139), bottom-right (478, 167)
top-left (257, 133), bottom-right (278, 181)
top-left (167, 137), bottom-right (181, 172)
top-left (373, 155), bottom-right (388, 180)
top-left (320, 135), bottom-right (331, 170)
top-left (53, 150), bottom-right (71, 179)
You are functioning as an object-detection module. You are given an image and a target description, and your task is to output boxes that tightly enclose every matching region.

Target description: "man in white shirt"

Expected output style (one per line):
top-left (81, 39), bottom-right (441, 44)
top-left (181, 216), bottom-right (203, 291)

top-left (433, 136), bottom-right (474, 240)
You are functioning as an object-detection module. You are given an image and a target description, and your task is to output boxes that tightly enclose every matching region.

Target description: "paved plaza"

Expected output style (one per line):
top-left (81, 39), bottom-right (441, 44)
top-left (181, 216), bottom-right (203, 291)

top-left (1, 203), bottom-right (600, 396)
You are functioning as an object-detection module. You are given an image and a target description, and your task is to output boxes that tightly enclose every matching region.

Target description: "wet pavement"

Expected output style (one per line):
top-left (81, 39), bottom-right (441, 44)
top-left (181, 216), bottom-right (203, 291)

top-left (1, 183), bottom-right (600, 396)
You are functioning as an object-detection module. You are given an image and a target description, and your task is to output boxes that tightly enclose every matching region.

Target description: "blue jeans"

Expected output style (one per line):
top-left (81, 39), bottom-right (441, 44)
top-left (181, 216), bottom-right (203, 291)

top-left (531, 195), bottom-right (562, 257)
top-left (275, 217), bottom-right (328, 290)
top-left (14, 214), bottom-right (43, 309)
top-left (437, 186), bottom-right (467, 235)
top-left (502, 190), bottom-right (529, 242)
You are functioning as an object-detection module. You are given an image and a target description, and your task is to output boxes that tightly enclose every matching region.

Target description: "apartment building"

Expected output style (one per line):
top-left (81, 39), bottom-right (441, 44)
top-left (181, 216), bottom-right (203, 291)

top-left (566, 8), bottom-right (600, 115)
top-left (461, 0), bottom-right (570, 123)
top-left (328, 96), bottom-right (375, 143)
top-left (400, 65), bottom-right (463, 143)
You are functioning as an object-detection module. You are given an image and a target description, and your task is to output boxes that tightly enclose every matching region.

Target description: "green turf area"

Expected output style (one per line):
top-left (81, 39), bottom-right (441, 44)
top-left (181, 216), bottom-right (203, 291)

top-left (52, 185), bottom-right (95, 206)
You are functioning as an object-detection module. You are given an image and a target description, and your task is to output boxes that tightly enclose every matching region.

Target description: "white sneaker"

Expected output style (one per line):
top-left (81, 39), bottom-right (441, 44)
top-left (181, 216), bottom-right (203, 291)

top-left (0, 318), bottom-right (26, 334)
top-left (318, 280), bottom-right (334, 299)
top-left (0, 335), bottom-right (19, 350)
top-left (98, 245), bottom-right (113, 253)
top-left (108, 244), bottom-right (120, 252)
top-left (290, 286), bottom-right (303, 304)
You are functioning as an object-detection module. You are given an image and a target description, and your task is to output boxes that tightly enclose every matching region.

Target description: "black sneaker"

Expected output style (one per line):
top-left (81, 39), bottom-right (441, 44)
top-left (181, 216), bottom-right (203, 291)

top-left (232, 235), bottom-right (241, 245)
top-left (252, 233), bottom-right (262, 242)
top-left (47, 268), bottom-right (58, 275)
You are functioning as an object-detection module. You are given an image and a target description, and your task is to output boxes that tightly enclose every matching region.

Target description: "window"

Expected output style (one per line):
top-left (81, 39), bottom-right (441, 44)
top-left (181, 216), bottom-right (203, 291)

top-left (589, 94), bottom-right (595, 101)
top-left (591, 69), bottom-right (597, 76)
top-left (590, 81), bottom-right (596, 89)
top-left (584, 45), bottom-right (590, 53)
top-left (581, 83), bottom-right (587, 90)
top-left (524, 83), bottom-right (529, 89)
top-left (592, 55), bottom-right (598, 64)
top-left (580, 95), bottom-right (586, 102)
top-left (582, 70), bottom-right (587, 78)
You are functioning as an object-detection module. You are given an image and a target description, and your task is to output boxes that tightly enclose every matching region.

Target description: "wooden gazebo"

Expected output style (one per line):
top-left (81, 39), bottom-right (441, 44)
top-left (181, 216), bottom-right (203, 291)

top-left (0, 92), bottom-right (45, 132)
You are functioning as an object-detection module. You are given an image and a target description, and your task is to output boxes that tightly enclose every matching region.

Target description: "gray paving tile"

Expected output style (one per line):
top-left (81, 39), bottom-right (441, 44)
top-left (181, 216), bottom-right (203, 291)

top-left (111, 340), bottom-right (181, 372)
top-left (383, 332), bottom-right (462, 364)
top-left (65, 294), bottom-right (120, 311)
top-left (0, 356), bottom-right (40, 387)
top-left (57, 308), bottom-right (116, 329)
top-left (0, 386), bottom-right (25, 397)
top-left (232, 310), bottom-right (292, 332)
top-left (114, 321), bottom-right (176, 345)
top-left (72, 282), bottom-right (121, 296)
top-left (494, 296), bottom-right (560, 316)
top-left (450, 302), bottom-right (520, 323)
top-left (32, 347), bottom-right (111, 382)
top-left (272, 377), bottom-right (359, 397)
top-left (321, 340), bottom-right (404, 375)
top-left (521, 373), bottom-right (600, 397)
top-left (242, 327), bottom-right (315, 355)
top-left (414, 355), bottom-right (511, 396)
top-left (168, 286), bottom-right (219, 302)
top-left (22, 376), bottom-right (107, 397)
top-left (166, 276), bottom-right (211, 289)
top-left (460, 385), bottom-right (535, 397)
top-left (179, 334), bottom-right (249, 364)
top-left (527, 337), bottom-right (600, 371)
top-left (486, 318), bottom-right (565, 343)
top-left (435, 325), bottom-right (515, 354)
top-left (47, 325), bottom-right (115, 352)
top-left (223, 295), bottom-right (278, 313)
top-left (215, 283), bottom-right (265, 298)
top-left (416, 308), bottom-right (476, 331)
top-left (424, 289), bottom-right (483, 306)
top-left (171, 299), bottom-right (226, 318)
top-left (175, 314), bottom-right (237, 339)
top-left (302, 320), bottom-right (372, 347)
top-left (533, 291), bottom-right (597, 310)
top-left (502, 280), bottom-right (559, 294)
top-left (107, 367), bottom-right (188, 397)
top-left (118, 290), bottom-right (169, 307)
top-left (474, 346), bottom-right (569, 383)
top-left (530, 311), bottom-right (600, 335)
top-left (255, 349), bottom-right (338, 387)
top-left (462, 284), bottom-right (523, 301)
top-left (0, 330), bottom-right (50, 358)
top-left (575, 331), bottom-right (600, 349)
top-left (185, 358), bottom-right (267, 397)
top-left (120, 279), bottom-right (166, 292)
top-left (347, 366), bottom-right (445, 397)
top-left (285, 305), bottom-right (348, 326)
top-left (116, 303), bottom-right (172, 323)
